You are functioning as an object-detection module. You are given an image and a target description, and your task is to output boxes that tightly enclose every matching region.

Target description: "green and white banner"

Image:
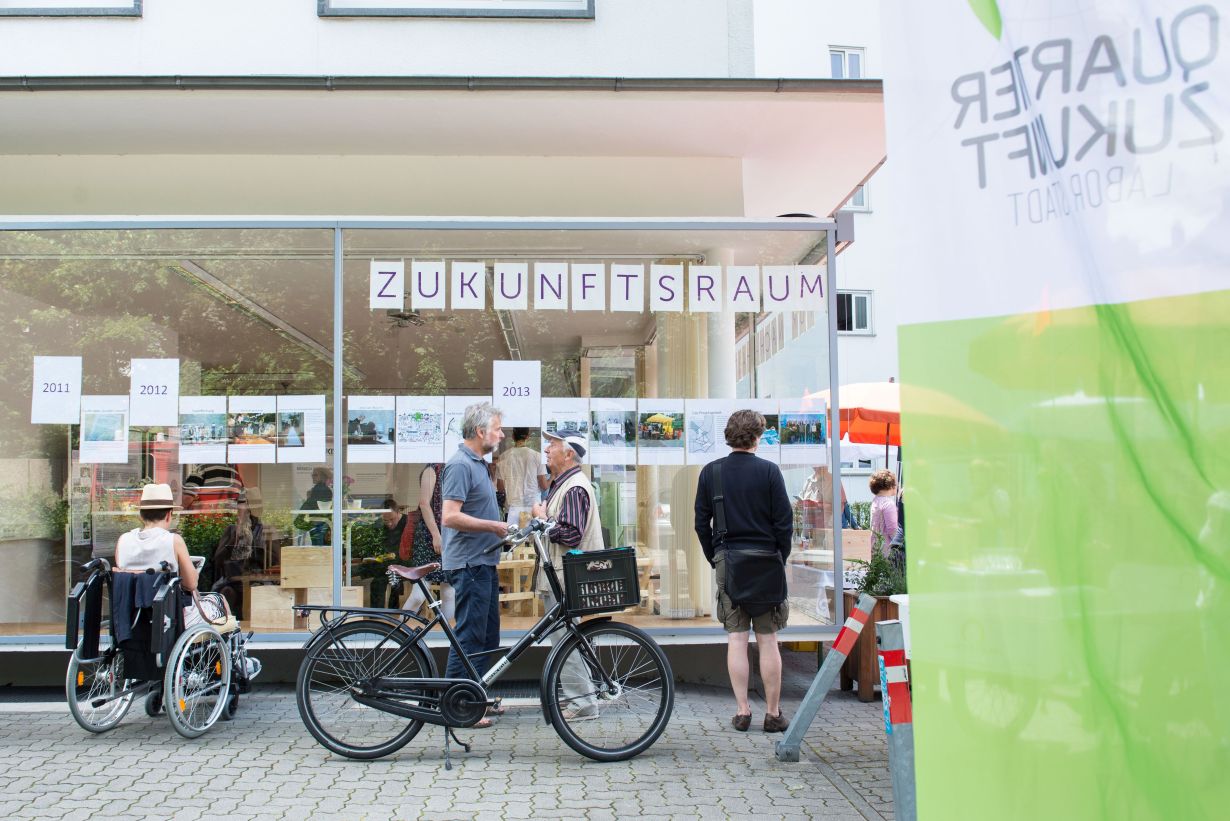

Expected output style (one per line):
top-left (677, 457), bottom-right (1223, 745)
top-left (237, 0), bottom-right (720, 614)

top-left (882, 2), bottom-right (1229, 817)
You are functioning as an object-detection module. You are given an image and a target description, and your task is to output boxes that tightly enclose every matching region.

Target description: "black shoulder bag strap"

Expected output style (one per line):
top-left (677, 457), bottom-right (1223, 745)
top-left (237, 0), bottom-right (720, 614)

top-left (712, 458), bottom-right (727, 550)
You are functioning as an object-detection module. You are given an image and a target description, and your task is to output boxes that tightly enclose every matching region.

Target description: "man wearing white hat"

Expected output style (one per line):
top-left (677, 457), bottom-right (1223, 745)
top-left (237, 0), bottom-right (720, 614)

top-left (532, 426), bottom-right (603, 719)
top-left (113, 483), bottom-right (199, 591)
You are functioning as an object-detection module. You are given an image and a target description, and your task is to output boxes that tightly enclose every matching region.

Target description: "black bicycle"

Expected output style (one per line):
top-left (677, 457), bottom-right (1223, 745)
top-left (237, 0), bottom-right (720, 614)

top-left (293, 518), bottom-right (674, 764)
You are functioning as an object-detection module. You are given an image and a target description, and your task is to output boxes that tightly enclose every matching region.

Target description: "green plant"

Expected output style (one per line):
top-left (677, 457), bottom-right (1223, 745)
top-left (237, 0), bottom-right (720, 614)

top-left (348, 520), bottom-right (388, 560)
top-left (849, 501), bottom-right (872, 530)
top-left (849, 546), bottom-right (907, 597)
top-left (177, 512), bottom-right (234, 565)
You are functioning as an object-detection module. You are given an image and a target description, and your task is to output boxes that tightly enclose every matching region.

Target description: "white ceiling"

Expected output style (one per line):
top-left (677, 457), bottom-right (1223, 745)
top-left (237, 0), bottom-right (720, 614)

top-left (0, 86), bottom-right (884, 218)
top-left (0, 87), bottom-right (883, 159)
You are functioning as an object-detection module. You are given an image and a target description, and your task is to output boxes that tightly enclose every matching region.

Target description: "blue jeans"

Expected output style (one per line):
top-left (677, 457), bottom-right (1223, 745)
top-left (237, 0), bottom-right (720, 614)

top-left (841, 503), bottom-right (859, 530)
top-left (445, 564), bottom-right (501, 679)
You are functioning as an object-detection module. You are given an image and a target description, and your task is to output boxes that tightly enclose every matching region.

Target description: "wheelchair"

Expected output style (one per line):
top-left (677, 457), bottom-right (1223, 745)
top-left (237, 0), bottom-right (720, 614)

top-left (65, 556), bottom-right (261, 738)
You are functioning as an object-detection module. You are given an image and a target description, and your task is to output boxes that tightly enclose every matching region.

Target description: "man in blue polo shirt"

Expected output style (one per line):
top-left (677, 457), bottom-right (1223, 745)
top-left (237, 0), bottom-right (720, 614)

top-left (441, 401), bottom-right (510, 726)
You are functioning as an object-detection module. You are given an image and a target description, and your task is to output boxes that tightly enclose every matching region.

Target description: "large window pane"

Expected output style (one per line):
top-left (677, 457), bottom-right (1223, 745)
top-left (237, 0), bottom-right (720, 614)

top-left (341, 226), bottom-right (835, 630)
top-left (0, 229), bottom-right (334, 635)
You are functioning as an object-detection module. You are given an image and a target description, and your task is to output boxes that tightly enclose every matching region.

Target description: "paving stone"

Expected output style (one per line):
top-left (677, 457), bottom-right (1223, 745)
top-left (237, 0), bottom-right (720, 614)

top-left (0, 650), bottom-right (892, 820)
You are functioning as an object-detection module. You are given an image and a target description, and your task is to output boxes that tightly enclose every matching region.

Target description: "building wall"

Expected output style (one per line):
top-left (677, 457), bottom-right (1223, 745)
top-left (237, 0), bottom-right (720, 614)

top-left (753, 0), bottom-right (900, 390)
top-left (0, 0), bottom-right (753, 78)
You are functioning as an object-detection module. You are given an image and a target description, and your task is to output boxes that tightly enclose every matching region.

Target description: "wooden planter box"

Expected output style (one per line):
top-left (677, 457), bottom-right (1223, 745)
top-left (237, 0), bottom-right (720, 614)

top-left (840, 591), bottom-right (899, 703)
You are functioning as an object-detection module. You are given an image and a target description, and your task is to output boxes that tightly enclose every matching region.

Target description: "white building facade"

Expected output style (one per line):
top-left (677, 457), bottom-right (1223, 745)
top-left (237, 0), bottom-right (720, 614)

top-left (0, 0), bottom-right (886, 643)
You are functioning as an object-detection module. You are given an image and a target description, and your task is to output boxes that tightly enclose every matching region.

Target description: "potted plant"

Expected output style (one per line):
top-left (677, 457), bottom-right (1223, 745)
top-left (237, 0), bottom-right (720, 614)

top-left (839, 545), bottom-right (907, 702)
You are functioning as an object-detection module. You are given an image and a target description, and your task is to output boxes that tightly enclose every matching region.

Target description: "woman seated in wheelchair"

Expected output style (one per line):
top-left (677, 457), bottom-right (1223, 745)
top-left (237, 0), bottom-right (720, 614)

top-left (114, 483), bottom-right (199, 590)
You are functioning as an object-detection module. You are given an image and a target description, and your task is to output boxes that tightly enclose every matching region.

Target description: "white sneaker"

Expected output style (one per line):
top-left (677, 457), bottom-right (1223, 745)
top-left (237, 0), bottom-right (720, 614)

top-left (243, 656), bottom-right (261, 680)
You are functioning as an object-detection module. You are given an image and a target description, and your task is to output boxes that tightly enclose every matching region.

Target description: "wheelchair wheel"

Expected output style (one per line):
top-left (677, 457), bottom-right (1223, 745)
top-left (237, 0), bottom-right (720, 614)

top-left (220, 690), bottom-right (239, 721)
top-left (164, 625), bottom-right (231, 739)
top-left (145, 690), bottom-right (163, 717)
top-left (67, 645), bottom-right (134, 733)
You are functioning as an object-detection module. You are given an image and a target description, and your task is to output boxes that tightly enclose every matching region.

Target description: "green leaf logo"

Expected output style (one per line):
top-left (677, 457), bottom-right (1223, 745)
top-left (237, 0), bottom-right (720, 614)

top-left (967, 0), bottom-right (1003, 39)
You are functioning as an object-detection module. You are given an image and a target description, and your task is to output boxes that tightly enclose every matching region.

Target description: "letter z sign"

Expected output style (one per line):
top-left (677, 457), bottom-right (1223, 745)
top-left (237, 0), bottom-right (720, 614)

top-left (370, 260), bottom-right (405, 310)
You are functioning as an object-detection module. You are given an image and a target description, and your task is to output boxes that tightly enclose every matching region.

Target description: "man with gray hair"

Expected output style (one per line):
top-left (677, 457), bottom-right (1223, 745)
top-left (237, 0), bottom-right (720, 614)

top-left (440, 401), bottom-right (509, 727)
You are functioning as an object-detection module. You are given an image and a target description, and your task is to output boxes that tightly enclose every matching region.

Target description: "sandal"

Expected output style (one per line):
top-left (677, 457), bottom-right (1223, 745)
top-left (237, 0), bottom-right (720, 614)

top-left (486, 700), bottom-right (506, 717)
top-left (472, 717), bottom-right (494, 729)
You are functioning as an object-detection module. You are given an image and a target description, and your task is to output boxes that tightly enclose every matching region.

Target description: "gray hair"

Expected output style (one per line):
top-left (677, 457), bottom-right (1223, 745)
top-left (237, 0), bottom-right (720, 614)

top-left (462, 402), bottom-right (502, 439)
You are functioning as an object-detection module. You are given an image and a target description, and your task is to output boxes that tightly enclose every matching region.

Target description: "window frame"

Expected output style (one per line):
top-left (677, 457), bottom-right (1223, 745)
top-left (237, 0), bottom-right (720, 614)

top-left (836, 289), bottom-right (874, 336)
top-left (828, 45), bottom-right (866, 80)
top-left (318, 0), bottom-right (594, 18)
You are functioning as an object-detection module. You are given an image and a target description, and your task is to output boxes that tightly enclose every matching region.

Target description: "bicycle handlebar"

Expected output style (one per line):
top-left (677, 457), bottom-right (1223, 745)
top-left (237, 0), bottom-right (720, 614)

top-left (504, 517), bottom-right (557, 544)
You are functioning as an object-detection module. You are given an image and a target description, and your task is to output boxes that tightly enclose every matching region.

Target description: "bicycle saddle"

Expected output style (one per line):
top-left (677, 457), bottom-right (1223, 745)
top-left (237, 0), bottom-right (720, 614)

top-left (387, 562), bottom-right (441, 581)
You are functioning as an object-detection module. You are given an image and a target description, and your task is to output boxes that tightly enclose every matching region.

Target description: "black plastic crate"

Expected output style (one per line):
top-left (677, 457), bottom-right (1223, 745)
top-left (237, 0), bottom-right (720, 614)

top-left (562, 546), bottom-right (641, 616)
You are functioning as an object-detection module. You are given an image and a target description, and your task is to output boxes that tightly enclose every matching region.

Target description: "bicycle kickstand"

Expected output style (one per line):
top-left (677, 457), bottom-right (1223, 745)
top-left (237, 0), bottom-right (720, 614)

top-left (441, 725), bottom-right (472, 771)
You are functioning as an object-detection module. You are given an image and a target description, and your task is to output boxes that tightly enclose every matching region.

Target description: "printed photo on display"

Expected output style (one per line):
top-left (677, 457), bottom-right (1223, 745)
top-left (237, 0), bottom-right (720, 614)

top-left (179, 412), bottom-right (228, 446)
top-left (229, 412), bottom-right (277, 445)
top-left (278, 412), bottom-right (305, 448)
top-left (347, 409), bottom-right (395, 445)
top-left (637, 411), bottom-right (685, 448)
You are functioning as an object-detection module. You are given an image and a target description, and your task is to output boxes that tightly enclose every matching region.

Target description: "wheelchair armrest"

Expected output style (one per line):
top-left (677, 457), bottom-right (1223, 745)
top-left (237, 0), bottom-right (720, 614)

top-left (67, 569), bottom-right (107, 656)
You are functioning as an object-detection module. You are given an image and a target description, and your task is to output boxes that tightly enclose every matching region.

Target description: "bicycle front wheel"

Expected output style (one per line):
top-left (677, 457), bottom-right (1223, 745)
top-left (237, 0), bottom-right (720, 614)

top-left (296, 619), bottom-right (434, 760)
top-left (543, 620), bottom-right (674, 761)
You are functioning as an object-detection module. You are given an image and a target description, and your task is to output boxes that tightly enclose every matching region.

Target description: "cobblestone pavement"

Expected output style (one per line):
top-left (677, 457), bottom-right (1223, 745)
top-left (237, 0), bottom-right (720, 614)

top-left (0, 650), bottom-right (892, 821)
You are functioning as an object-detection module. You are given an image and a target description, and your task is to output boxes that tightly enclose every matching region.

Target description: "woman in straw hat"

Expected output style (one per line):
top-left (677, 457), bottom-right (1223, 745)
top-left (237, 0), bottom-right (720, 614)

top-left (114, 483), bottom-right (199, 591)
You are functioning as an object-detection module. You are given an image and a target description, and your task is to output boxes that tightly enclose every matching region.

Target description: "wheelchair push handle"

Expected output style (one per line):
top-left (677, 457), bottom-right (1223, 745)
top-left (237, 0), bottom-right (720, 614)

top-left (80, 557), bottom-right (111, 574)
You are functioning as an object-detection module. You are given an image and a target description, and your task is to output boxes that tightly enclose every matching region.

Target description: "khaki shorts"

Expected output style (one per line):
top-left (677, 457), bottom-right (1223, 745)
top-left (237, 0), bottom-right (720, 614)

top-left (714, 553), bottom-right (789, 634)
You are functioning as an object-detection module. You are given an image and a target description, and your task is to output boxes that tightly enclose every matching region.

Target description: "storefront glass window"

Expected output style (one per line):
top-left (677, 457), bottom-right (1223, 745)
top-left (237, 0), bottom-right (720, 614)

top-left (0, 229), bottom-right (334, 635)
top-left (341, 226), bottom-right (837, 630)
top-left (0, 222), bottom-right (837, 638)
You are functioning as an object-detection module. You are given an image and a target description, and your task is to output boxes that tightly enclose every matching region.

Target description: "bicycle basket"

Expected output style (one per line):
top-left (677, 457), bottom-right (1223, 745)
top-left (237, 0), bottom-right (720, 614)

top-left (562, 547), bottom-right (641, 616)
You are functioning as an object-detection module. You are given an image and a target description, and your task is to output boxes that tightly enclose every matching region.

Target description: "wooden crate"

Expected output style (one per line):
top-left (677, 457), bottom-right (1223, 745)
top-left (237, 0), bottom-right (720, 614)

top-left (295, 586), bottom-right (363, 607)
top-left (841, 529), bottom-right (873, 562)
top-left (279, 547), bottom-right (332, 588)
top-left (248, 585), bottom-right (296, 630)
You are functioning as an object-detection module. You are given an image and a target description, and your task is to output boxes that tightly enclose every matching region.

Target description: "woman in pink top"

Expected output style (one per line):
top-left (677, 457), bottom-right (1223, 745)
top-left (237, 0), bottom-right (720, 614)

top-left (868, 469), bottom-right (898, 553)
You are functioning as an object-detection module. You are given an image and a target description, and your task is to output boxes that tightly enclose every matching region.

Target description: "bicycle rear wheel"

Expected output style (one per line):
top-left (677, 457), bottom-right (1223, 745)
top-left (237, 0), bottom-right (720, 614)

top-left (296, 619), bottom-right (434, 759)
top-left (543, 620), bottom-right (674, 762)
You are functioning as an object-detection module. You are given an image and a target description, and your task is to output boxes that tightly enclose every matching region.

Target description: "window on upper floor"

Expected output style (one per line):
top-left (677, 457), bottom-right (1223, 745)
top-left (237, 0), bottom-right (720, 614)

top-left (836, 290), bottom-right (873, 335)
top-left (319, 0), bottom-right (593, 18)
top-left (829, 47), bottom-right (865, 80)
top-left (844, 183), bottom-right (870, 212)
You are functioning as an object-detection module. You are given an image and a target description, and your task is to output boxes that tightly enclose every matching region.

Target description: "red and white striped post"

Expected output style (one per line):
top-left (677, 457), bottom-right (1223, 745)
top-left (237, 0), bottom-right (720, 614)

top-left (776, 592), bottom-right (877, 762)
top-left (876, 619), bottom-right (916, 820)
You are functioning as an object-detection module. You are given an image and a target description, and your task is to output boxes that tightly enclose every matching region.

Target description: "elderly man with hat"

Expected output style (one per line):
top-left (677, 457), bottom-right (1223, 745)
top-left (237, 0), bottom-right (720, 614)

top-left (113, 483), bottom-right (199, 591)
top-left (531, 426), bottom-right (603, 719)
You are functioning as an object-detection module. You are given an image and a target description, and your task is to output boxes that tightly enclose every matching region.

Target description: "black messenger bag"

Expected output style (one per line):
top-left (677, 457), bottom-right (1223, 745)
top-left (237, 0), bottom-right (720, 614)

top-left (712, 459), bottom-right (787, 618)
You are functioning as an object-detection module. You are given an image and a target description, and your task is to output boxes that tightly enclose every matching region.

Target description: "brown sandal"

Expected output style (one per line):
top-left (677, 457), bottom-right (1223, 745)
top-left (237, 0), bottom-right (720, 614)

top-left (731, 713), bottom-right (752, 732)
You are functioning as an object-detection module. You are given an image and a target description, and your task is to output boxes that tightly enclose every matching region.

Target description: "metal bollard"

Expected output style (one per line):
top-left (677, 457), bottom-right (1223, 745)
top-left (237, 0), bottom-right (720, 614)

top-left (775, 592), bottom-right (877, 762)
top-left (876, 620), bottom-right (916, 821)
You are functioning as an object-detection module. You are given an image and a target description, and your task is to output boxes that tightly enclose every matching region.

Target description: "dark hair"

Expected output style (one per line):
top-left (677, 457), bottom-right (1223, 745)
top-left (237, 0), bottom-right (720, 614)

top-left (513, 427), bottom-right (530, 441)
top-left (724, 409), bottom-right (766, 449)
top-left (139, 508), bottom-right (171, 523)
top-left (382, 498), bottom-right (398, 510)
top-left (869, 469), bottom-right (897, 494)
